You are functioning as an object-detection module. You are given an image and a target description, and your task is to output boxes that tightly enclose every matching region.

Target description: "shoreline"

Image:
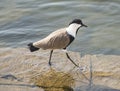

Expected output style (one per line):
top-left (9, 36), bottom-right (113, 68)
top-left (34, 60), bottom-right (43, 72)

top-left (0, 48), bottom-right (120, 91)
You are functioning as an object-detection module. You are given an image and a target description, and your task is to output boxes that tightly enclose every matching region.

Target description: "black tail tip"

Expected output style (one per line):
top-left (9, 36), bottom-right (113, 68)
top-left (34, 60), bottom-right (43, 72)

top-left (27, 43), bottom-right (39, 52)
top-left (28, 43), bottom-right (32, 47)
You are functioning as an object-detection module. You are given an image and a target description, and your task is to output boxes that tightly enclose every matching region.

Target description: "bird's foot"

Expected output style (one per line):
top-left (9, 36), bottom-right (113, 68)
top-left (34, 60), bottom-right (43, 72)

top-left (48, 62), bottom-right (52, 66)
top-left (76, 66), bottom-right (87, 72)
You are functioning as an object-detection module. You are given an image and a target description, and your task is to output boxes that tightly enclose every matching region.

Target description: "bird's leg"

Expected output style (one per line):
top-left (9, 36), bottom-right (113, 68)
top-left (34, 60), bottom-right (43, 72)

top-left (49, 50), bottom-right (53, 66)
top-left (66, 52), bottom-right (79, 67)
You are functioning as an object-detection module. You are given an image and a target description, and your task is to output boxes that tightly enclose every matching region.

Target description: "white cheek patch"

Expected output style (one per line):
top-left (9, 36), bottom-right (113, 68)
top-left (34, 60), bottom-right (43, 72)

top-left (66, 24), bottom-right (81, 37)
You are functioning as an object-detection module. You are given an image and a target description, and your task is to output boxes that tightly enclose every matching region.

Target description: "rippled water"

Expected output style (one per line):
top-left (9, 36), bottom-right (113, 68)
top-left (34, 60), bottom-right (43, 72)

top-left (0, 0), bottom-right (120, 55)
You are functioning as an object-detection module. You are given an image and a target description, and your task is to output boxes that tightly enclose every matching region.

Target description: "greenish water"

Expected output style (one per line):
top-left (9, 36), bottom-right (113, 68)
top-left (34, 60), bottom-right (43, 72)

top-left (0, 0), bottom-right (120, 55)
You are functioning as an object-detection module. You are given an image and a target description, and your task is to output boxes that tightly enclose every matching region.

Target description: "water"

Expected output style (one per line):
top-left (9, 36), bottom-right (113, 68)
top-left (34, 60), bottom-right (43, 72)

top-left (0, 0), bottom-right (120, 55)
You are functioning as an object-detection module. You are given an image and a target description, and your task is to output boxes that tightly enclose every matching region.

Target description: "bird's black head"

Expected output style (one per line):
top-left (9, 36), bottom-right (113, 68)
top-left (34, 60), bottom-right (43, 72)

top-left (69, 19), bottom-right (87, 27)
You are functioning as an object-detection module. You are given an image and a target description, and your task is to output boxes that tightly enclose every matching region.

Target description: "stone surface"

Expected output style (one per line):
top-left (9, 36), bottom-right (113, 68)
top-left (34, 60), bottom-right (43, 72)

top-left (0, 48), bottom-right (120, 91)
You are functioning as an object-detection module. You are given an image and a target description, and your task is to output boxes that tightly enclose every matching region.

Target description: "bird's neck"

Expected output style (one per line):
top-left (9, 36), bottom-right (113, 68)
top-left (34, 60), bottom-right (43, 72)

top-left (66, 24), bottom-right (81, 37)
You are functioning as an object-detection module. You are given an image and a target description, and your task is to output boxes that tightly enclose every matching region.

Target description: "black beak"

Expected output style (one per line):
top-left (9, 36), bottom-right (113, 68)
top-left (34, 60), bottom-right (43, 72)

top-left (82, 23), bottom-right (88, 27)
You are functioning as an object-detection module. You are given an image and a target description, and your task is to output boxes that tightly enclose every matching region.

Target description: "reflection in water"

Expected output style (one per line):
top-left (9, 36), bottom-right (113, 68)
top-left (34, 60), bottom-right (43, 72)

top-left (31, 68), bottom-right (74, 91)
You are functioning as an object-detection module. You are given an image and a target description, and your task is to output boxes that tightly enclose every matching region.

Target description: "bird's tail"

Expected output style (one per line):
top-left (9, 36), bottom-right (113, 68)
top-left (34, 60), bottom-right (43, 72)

top-left (27, 43), bottom-right (39, 52)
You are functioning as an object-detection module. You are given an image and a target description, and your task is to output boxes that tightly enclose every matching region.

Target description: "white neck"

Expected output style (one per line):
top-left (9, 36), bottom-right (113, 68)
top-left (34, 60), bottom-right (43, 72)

top-left (66, 23), bottom-right (81, 37)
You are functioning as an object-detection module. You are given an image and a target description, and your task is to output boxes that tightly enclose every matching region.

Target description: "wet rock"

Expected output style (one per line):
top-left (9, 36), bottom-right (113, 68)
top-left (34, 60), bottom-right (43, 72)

top-left (0, 48), bottom-right (120, 91)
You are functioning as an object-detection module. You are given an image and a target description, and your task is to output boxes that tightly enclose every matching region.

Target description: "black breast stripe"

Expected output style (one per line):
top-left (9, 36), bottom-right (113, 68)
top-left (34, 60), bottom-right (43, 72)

top-left (63, 34), bottom-right (74, 49)
top-left (76, 27), bottom-right (80, 35)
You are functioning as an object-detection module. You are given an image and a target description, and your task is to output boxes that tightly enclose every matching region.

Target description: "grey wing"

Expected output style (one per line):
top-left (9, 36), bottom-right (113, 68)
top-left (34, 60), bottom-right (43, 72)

top-left (33, 28), bottom-right (70, 49)
top-left (46, 32), bottom-right (70, 49)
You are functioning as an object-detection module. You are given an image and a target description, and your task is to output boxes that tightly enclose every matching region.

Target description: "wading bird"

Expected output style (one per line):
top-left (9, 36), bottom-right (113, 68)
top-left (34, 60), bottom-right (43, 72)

top-left (28, 19), bottom-right (87, 67)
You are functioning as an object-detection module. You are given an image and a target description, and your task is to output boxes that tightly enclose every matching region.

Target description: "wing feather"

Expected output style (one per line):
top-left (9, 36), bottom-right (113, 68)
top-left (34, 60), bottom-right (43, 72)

top-left (33, 28), bottom-right (70, 49)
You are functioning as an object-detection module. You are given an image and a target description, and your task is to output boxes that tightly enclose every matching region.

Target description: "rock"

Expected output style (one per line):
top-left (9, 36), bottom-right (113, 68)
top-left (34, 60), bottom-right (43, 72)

top-left (0, 48), bottom-right (120, 91)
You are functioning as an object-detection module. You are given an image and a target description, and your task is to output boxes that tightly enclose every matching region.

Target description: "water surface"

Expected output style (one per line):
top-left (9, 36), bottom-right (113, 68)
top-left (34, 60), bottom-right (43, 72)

top-left (0, 0), bottom-right (120, 55)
